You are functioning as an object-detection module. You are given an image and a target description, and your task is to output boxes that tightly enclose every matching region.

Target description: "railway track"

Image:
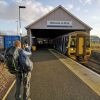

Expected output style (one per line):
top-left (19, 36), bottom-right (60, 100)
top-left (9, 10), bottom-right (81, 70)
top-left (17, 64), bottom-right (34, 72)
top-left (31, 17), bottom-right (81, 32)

top-left (52, 49), bottom-right (100, 75)
top-left (82, 51), bottom-right (100, 74)
top-left (83, 59), bottom-right (100, 75)
top-left (89, 59), bottom-right (100, 66)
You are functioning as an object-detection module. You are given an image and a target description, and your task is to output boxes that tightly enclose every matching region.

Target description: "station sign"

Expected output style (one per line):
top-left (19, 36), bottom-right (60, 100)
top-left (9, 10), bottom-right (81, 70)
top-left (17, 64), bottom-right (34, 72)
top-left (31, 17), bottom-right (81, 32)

top-left (47, 21), bottom-right (72, 27)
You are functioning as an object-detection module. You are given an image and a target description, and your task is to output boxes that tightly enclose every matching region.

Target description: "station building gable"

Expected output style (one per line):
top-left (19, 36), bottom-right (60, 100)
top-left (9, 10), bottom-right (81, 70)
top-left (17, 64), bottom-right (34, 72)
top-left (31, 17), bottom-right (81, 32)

top-left (26, 5), bottom-right (91, 31)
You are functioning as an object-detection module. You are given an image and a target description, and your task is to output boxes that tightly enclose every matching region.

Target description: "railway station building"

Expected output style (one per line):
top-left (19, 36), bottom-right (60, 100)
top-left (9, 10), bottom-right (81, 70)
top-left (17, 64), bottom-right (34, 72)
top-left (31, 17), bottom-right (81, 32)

top-left (26, 5), bottom-right (92, 46)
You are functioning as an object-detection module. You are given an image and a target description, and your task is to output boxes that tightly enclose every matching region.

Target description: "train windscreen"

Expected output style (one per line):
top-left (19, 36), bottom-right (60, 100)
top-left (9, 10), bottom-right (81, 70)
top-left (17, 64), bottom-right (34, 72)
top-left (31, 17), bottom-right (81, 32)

top-left (86, 36), bottom-right (90, 48)
top-left (70, 37), bottom-right (76, 48)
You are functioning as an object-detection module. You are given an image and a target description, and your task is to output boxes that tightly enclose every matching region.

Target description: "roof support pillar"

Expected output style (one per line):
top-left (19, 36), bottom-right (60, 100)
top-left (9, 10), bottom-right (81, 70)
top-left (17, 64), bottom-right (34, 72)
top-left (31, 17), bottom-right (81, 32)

top-left (27, 28), bottom-right (32, 46)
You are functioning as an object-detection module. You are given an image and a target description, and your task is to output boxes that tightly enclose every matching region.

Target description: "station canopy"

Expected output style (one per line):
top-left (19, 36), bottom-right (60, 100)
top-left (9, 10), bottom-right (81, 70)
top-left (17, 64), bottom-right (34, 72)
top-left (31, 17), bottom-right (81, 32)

top-left (26, 5), bottom-right (92, 39)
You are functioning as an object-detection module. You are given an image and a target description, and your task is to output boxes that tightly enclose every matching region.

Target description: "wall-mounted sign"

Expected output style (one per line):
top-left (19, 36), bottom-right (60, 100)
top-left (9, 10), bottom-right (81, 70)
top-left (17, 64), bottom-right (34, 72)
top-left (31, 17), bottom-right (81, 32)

top-left (47, 21), bottom-right (72, 27)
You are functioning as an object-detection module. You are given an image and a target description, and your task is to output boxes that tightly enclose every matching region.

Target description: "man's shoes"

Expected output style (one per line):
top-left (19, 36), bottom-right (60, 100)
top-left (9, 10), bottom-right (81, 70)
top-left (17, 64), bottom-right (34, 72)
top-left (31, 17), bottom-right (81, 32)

top-left (28, 98), bottom-right (31, 100)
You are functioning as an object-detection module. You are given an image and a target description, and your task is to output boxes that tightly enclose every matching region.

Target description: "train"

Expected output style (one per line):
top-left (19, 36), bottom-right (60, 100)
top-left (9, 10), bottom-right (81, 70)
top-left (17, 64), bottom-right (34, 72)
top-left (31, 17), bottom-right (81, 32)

top-left (52, 31), bottom-right (91, 63)
top-left (0, 35), bottom-right (20, 50)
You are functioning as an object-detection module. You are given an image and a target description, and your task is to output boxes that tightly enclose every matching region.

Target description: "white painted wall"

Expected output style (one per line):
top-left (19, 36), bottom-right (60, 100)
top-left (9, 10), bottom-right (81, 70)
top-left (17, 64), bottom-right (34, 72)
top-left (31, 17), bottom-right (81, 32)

top-left (30, 8), bottom-right (88, 30)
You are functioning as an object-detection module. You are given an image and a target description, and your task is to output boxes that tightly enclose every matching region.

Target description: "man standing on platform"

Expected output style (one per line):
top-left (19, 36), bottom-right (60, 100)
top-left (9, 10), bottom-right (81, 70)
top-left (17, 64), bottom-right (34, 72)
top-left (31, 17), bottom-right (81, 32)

top-left (5, 40), bottom-right (33, 100)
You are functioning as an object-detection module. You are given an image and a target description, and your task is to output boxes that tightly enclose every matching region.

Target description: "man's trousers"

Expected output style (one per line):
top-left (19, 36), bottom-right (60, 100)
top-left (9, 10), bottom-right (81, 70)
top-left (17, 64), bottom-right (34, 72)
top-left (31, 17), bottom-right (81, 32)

top-left (15, 72), bottom-right (31, 100)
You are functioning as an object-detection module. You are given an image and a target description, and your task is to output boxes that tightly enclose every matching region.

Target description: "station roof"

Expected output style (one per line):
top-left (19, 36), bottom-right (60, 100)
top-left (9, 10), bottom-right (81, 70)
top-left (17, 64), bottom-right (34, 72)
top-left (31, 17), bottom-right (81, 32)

top-left (26, 5), bottom-right (92, 30)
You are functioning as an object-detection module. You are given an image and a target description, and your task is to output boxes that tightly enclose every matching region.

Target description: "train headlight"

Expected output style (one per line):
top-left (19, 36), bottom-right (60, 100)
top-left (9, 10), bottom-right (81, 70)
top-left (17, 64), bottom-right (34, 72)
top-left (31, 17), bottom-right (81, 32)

top-left (71, 48), bottom-right (74, 50)
top-left (86, 52), bottom-right (90, 55)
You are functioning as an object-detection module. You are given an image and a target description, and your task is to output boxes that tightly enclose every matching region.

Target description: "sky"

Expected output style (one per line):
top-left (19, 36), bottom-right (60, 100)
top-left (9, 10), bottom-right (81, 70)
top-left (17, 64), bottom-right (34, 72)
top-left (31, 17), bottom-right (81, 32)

top-left (0, 0), bottom-right (100, 37)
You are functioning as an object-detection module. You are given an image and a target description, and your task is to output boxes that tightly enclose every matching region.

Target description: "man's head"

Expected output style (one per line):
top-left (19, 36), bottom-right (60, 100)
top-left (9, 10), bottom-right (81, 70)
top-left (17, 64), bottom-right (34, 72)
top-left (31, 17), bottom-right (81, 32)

top-left (14, 40), bottom-right (21, 48)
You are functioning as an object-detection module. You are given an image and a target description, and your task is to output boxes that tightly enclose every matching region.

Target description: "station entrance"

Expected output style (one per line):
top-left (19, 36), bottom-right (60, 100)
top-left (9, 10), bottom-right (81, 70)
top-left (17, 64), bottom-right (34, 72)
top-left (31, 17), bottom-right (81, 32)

top-left (26, 5), bottom-right (91, 50)
top-left (31, 29), bottom-right (85, 49)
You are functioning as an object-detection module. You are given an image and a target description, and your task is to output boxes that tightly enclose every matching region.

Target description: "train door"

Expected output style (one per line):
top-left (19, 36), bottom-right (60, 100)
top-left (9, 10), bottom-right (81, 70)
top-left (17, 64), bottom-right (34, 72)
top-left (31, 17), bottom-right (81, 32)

top-left (63, 37), bottom-right (66, 54)
top-left (62, 37), bottom-right (64, 53)
top-left (63, 36), bottom-right (67, 54)
top-left (78, 37), bottom-right (84, 55)
top-left (61, 37), bottom-right (63, 52)
top-left (76, 34), bottom-right (86, 56)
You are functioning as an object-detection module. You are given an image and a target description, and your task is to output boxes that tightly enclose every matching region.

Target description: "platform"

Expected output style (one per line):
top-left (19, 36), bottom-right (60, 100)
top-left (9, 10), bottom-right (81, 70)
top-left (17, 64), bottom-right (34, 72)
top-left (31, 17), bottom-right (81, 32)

top-left (6, 49), bottom-right (100, 100)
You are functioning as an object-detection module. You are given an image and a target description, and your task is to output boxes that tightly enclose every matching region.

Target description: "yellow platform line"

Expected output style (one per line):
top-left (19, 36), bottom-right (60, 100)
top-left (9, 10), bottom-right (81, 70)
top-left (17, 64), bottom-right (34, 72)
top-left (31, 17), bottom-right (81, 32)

top-left (49, 49), bottom-right (100, 96)
top-left (2, 80), bottom-right (16, 100)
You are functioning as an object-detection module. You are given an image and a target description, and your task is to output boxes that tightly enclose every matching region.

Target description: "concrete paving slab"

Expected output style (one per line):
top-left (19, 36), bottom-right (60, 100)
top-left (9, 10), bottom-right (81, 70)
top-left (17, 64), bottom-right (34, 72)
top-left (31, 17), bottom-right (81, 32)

top-left (6, 49), bottom-right (100, 100)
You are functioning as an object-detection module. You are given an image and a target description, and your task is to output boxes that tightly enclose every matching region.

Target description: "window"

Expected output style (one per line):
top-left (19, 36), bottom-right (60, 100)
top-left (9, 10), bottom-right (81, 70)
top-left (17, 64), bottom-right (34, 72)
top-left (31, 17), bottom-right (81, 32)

top-left (86, 37), bottom-right (90, 47)
top-left (65, 37), bottom-right (69, 46)
top-left (70, 38), bottom-right (76, 48)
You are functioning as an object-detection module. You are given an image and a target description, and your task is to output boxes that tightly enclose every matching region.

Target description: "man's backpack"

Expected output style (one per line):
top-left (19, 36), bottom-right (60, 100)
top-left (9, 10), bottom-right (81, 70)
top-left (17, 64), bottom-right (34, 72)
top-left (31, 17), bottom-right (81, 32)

top-left (25, 47), bottom-right (30, 52)
top-left (5, 46), bottom-right (20, 74)
top-left (18, 50), bottom-right (33, 73)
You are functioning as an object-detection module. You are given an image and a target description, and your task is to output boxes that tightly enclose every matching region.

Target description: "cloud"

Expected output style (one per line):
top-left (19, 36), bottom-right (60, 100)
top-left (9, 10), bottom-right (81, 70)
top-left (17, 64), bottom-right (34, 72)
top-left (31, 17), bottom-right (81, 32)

top-left (84, 9), bottom-right (88, 13)
top-left (96, 0), bottom-right (100, 4)
top-left (0, 0), bottom-right (53, 23)
top-left (91, 16), bottom-right (100, 21)
top-left (91, 29), bottom-right (100, 38)
top-left (0, 0), bottom-right (8, 5)
top-left (66, 4), bottom-right (74, 10)
top-left (85, 0), bottom-right (92, 4)
top-left (0, 0), bottom-right (8, 13)
top-left (83, 0), bottom-right (100, 5)
top-left (21, 1), bottom-right (53, 23)
top-left (91, 16), bottom-right (98, 20)
top-left (0, 0), bottom-right (53, 35)
top-left (79, 0), bottom-right (92, 5)
top-left (75, 7), bottom-right (80, 11)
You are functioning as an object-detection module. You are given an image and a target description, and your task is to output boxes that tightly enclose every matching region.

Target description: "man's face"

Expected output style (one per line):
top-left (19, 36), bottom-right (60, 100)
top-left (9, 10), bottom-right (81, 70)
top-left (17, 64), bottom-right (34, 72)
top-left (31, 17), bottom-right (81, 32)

top-left (19, 43), bottom-right (21, 48)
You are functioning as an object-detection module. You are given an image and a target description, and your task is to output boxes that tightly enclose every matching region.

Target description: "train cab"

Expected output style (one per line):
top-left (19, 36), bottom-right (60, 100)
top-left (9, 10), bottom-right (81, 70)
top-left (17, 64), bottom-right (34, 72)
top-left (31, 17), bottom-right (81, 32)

top-left (67, 31), bottom-right (91, 63)
top-left (52, 31), bottom-right (91, 63)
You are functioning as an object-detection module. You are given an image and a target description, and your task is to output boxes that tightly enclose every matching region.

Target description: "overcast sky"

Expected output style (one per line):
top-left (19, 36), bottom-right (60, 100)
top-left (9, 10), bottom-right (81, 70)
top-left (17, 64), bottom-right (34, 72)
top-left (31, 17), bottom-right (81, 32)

top-left (0, 0), bottom-right (100, 37)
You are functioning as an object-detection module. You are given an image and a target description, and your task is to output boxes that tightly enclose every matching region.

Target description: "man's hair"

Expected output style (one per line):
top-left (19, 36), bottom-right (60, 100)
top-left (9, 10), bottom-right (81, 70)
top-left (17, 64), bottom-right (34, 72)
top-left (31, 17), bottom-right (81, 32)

top-left (22, 44), bottom-right (25, 49)
top-left (14, 40), bottom-right (21, 47)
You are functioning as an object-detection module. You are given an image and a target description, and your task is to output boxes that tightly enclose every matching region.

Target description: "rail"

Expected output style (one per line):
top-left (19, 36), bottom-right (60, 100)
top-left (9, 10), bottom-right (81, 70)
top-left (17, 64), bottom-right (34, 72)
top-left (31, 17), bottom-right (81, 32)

top-left (83, 51), bottom-right (100, 75)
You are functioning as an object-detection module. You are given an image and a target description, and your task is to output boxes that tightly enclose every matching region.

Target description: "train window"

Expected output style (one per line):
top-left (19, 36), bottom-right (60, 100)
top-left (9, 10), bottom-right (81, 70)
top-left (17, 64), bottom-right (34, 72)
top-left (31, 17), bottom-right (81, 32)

top-left (70, 38), bottom-right (76, 48)
top-left (86, 37), bottom-right (90, 47)
top-left (64, 36), bottom-right (68, 45)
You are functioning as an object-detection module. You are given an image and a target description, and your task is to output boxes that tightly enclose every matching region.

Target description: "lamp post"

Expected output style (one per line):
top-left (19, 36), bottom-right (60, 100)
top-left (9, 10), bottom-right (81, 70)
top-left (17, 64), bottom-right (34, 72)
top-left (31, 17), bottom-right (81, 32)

top-left (16, 20), bottom-right (18, 35)
top-left (19, 6), bottom-right (26, 41)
